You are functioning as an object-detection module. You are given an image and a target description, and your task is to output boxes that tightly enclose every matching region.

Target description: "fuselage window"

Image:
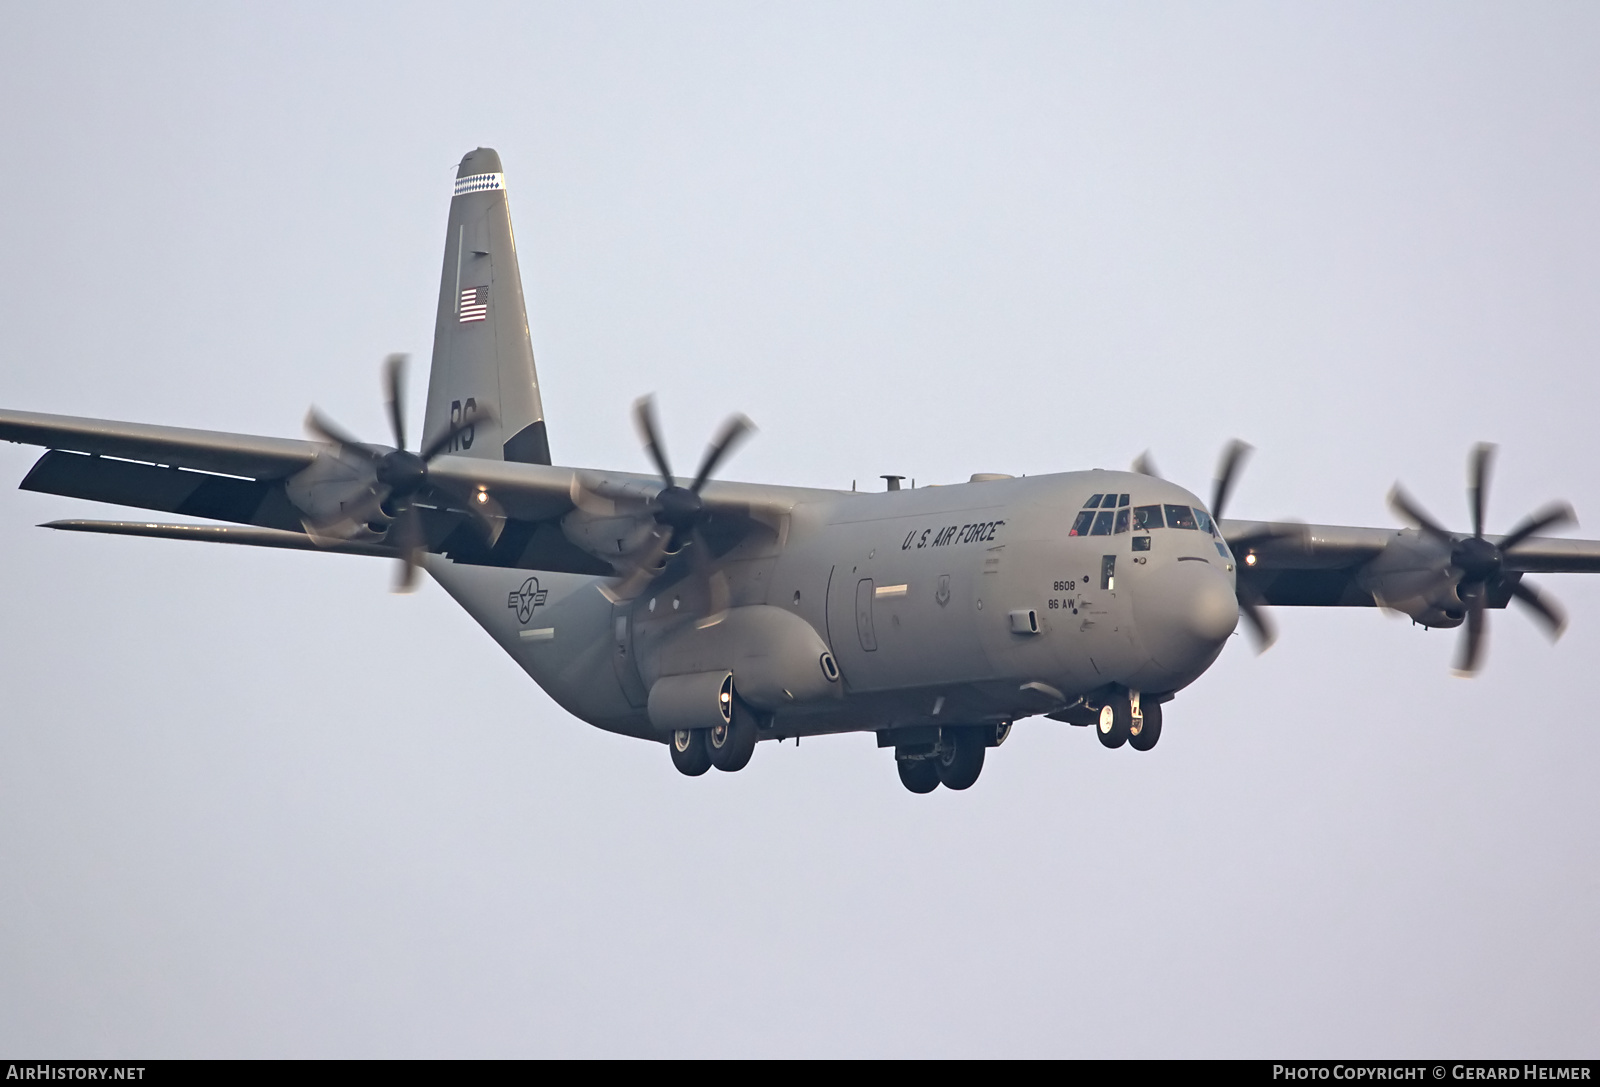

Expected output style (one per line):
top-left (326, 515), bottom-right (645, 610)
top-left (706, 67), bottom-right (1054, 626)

top-left (1114, 508), bottom-right (1129, 534)
top-left (1069, 511), bottom-right (1095, 536)
top-left (1090, 510), bottom-right (1115, 535)
top-left (1164, 504), bottom-right (1198, 530)
top-left (1133, 504), bottom-right (1163, 530)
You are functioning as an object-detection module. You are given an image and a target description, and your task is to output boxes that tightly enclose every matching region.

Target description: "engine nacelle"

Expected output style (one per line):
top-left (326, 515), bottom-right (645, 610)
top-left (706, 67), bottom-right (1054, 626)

top-left (1356, 530), bottom-right (1466, 628)
top-left (284, 449), bottom-right (387, 538)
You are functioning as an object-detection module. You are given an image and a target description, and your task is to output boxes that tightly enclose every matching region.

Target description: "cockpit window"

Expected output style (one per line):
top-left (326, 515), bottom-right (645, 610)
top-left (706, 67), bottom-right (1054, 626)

top-left (1164, 504), bottom-right (1198, 530)
top-left (1114, 508), bottom-right (1129, 534)
top-left (1069, 511), bottom-right (1095, 536)
top-left (1116, 493), bottom-right (1129, 507)
top-left (1133, 504), bottom-right (1163, 530)
top-left (1090, 510), bottom-right (1115, 536)
top-left (1084, 493), bottom-right (1104, 508)
top-left (1193, 508), bottom-right (1216, 535)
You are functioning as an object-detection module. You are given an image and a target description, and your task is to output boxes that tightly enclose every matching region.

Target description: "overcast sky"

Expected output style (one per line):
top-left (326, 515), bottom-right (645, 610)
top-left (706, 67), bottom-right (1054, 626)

top-left (2, 2), bottom-right (1598, 1057)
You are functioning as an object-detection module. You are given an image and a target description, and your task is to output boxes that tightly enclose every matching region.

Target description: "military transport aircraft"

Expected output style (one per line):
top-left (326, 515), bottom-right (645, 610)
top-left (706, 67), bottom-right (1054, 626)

top-left (5, 147), bottom-right (1600, 794)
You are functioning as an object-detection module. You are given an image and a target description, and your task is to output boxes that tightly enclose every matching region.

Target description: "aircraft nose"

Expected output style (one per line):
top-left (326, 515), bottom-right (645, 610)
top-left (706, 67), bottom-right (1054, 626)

top-left (1132, 559), bottom-right (1240, 674)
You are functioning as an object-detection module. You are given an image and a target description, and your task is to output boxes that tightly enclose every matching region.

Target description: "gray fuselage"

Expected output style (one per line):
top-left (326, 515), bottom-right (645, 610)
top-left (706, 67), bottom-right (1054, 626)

top-left (428, 468), bottom-right (1241, 743)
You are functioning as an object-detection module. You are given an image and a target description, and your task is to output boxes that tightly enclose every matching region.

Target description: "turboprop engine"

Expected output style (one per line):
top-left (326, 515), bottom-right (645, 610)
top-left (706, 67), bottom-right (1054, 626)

top-left (1362, 444), bottom-right (1572, 674)
top-left (1357, 529), bottom-right (1472, 628)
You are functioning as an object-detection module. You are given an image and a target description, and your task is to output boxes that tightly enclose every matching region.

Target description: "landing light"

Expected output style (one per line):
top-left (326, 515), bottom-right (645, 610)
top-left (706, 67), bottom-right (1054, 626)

top-left (475, 490), bottom-right (489, 504)
top-left (1245, 552), bottom-right (1258, 566)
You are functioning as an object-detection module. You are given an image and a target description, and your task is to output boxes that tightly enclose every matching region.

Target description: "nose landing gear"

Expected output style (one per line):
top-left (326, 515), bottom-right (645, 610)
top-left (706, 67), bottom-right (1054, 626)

top-left (1129, 700), bottom-right (1163, 751)
top-left (1096, 693), bottom-right (1132, 748)
top-left (1097, 690), bottom-right (1163, 751)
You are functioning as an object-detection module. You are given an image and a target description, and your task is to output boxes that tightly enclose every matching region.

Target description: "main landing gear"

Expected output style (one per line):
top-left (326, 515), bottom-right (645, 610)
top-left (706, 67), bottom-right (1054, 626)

top-left (669, 702), bottom-right (761, 776)
top-left (895, 723), bottom-right (1009, 794)
top-left (1096, 690), bottom-right (1163, 751)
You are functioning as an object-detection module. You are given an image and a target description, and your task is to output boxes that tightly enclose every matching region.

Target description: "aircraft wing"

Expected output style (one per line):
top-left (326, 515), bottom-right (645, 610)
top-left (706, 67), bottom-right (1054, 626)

top-left (0, 409), bottom-right (318, 478)
top-left (1222, 518), bottom-right (1600, 607)
top-left (1, 408), bottom-right (797, 576)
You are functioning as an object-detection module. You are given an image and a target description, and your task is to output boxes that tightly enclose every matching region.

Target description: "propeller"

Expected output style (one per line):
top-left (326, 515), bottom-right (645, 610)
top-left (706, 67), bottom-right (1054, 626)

top-left (1388, 443), bottom-right (1573, 675)
top-left (304, 354), bottom-right (503, 591)
top-left (1135, 439), bottom-right (1302, 651)
top-left (1203, 440), bottom-right (1276, 650)
top-left (593, 395), bottom-right (754, 625)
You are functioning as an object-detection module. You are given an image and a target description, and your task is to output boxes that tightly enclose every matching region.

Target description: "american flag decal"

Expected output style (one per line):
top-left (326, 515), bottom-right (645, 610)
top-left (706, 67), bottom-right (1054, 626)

top-left (459, 286), bottom-right (488, 323)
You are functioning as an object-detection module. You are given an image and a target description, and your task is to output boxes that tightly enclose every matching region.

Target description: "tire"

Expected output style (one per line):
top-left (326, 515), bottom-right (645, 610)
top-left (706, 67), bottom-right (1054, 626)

top-left (1129, 701), bottom-right (1163, 751)
top-left (708, 702), bottom-right (758, 772)
top-left (897, 756), bottom-right (940, 794)
top-left (670, 728), bottom-right (712, 776)
top-left (935, 727), bottom-right (986, 790)
top-left (1096, 696), bottom-right (1131, 749)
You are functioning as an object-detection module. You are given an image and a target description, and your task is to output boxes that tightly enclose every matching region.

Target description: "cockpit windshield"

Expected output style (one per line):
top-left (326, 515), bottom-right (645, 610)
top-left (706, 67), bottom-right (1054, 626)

top-left (1133, 505), bottom-right (1162, 530)
top-left (1070, 492), bottom-right (1131, 535)
top-left (1128, 503), bottom-right (1216, 534)
top-left (1164, 504), bottom-right (1197, 530)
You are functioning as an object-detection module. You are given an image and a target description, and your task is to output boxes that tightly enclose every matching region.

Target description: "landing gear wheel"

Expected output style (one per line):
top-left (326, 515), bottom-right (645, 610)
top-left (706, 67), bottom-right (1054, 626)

top-left (670, 728), bottom-right (712, 776)
top-left (1096, 695), bottom-right (1131, 749)
top-left (897, 756), bottom-right (940, 794)
top-left (707, 703), bottom-right (758, 772)
top-left (1129, 701), bottom-right (1163, 751)
top-left (935, 727), bottom-right (986, 790)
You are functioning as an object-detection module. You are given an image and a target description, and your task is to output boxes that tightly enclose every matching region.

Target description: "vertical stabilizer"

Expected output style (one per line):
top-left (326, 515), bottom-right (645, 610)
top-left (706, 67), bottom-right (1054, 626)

top-left (421, 148), bottom-right (551, 465)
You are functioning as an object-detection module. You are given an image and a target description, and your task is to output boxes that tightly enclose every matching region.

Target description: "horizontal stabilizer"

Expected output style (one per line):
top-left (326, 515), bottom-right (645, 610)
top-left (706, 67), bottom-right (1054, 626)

top-left (42, 519), bottom-right (393, 557)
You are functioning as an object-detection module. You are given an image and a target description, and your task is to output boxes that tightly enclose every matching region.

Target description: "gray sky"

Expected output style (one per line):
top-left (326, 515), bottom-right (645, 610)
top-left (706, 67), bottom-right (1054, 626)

top-left (2, 2), bottom-right (1598, 1057)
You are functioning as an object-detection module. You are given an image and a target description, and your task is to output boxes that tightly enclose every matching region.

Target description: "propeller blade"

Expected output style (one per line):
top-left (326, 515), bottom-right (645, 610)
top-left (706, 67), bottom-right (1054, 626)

top-left (1498, 501), bottom-right (1577, 555)
top-left (1454, 588), bottom-right (1487, 676)
top-left (697, 568), bottom-right (731, 629)
top-left (384, 353), bottom-right (408, 452)
top-left (689, 527), bottom-right (732, 629)
top-left (599, 529), bottom-right (673, 603)
top-left (690, 413), bottom-right (754, 494)
top-left (633, 396), bottom-right (674, 487)
top-left (1131, 451), bottom-right (1161, 478)
top-left (1509, 577), bottom-right (1566, 639)
top-left (305, 409), bottom-right (380, 464)
top-left (1210, 440), bottom-right (1252, 523)
top-left (567, 473), bottom-right (618, 517)
top-left (1469, 443), bottom-right (1494, 539)
top-left (1237, 588), bottom-right (1275, 653)
top-left (1388, 484), bottom-right (1456, 547)
top-left (390, 506), bottom-right (425, 593)
top-left (419, 403), bottom-right (497, 463)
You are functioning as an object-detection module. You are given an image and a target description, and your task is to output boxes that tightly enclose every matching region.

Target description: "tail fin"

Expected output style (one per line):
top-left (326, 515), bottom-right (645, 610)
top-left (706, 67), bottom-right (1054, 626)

top-left (421, 148), bottom-right (552, 465)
